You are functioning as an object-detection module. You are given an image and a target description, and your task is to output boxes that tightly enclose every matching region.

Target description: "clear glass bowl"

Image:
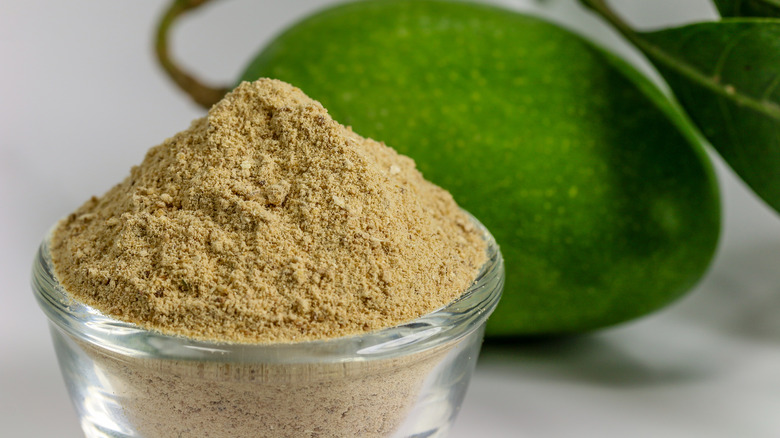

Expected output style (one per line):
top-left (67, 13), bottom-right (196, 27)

top-left (32, 215), bottom-right (503, 438)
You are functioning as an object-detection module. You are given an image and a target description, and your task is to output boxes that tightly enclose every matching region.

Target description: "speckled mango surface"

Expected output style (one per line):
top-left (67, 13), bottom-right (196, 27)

top-left (240, 0), bottom-right (721, 336)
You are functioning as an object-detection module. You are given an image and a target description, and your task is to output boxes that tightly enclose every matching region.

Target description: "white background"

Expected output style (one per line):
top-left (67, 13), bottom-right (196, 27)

top-left (3, 1), bottom-right (780, 437)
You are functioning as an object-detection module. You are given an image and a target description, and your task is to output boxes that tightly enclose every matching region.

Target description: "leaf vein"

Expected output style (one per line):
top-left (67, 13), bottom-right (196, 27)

top-left (712, 29), bottom-right (753, 79)
top-left (761, 72), bottom-right (780, 100)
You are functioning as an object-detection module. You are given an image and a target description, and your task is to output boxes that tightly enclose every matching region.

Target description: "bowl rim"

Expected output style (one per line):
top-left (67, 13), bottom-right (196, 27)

top-left (32, 212), bottom-right (503, 364)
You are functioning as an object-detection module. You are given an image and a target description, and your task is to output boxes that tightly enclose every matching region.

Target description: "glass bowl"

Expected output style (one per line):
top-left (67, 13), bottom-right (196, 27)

top-left (32, 214), bottom-right (503, 438)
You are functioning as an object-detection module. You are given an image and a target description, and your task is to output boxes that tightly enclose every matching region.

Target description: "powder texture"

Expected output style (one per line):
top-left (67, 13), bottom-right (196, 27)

top-left (66, 335), bottom-right (461, 438)
top-left (51, 79), bottom-right (486, 343)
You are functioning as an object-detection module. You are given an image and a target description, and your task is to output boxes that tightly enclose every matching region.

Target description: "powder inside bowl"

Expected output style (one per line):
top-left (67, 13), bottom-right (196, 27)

top-left (50, 78), bottom-right (486, 344)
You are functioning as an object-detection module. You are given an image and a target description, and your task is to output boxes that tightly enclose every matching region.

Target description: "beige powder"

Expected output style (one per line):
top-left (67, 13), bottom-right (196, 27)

top-left (51, 78), bottom-right (486, 344)
top-left (67, 336), bottom-right (460, 438)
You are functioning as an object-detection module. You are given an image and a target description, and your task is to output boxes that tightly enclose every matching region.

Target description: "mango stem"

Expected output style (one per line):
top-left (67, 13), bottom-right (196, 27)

top-left (155, 0), bottom-right (230, 109)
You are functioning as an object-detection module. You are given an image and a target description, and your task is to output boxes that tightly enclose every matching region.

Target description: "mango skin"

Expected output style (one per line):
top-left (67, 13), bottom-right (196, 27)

top-left (240, 0), bottom-right (721, 336)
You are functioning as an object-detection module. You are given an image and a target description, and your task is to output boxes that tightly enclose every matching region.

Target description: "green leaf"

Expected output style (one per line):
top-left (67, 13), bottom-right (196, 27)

top-left (714, 0), bottom-right (780, 18)
top-left (637, 20), bottom-right (780, 213)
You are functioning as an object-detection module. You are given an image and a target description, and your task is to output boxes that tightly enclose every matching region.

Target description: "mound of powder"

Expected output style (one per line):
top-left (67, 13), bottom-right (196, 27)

top-left (51, 78), bottom-right (486, 344)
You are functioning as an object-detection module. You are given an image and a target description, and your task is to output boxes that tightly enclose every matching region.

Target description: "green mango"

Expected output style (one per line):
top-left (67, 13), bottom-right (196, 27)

top-left (240, 0), bottom-right (721, 336)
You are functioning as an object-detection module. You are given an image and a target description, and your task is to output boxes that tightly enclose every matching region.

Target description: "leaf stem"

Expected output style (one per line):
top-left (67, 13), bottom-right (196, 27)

top-left (578, 0), bottom-right (635, 39)
top-left (155, 0), bottom-right (229, 108)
